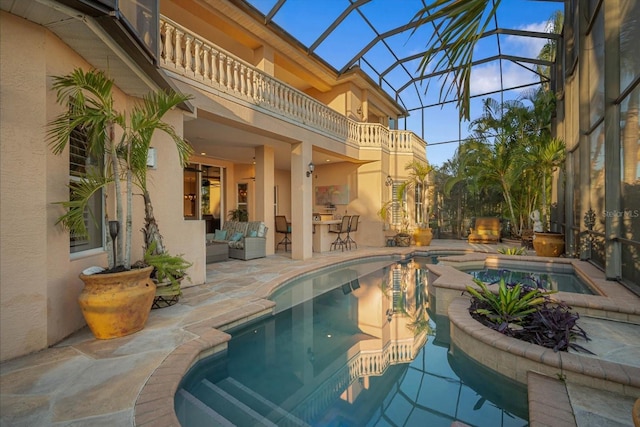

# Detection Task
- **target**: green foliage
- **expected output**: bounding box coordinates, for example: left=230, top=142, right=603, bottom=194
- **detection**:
left=47, top=68, right=193, bottom=268
left=497, top=246, right=527, bottom=255
left=144, top=241, right=192, bottom=288
left=228, top=208, right=248, bottom=222
left=465, top=277, right=552, bottom=327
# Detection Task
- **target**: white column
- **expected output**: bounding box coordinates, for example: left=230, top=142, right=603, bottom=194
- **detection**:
left=255, top=146, right=275, bottom=255
left=291, top=142, right=313, bottom=260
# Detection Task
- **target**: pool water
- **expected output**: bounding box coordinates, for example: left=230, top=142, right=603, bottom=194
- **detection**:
left=176, top=258, right=529, bottom=426
left=464, top=268, right=595, bottom=294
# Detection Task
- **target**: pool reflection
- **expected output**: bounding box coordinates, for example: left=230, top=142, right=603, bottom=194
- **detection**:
left=176, top=258, right=527, bottom=427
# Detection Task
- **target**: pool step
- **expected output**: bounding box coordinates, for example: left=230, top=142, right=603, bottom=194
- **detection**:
left=175, top=389, right=235, bottom=426
left=188, top=377, right=310, bottom=427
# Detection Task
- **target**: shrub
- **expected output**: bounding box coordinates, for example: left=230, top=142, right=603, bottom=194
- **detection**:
left=466, top=275, right=592, bottom=353
left=497, top=246, right=527, bottom=255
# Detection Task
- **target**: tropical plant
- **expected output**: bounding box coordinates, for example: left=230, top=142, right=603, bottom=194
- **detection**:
left=536, top=10, right=564, bottom=89
left=228, top=208, right=248, bottom=222
left=525, top=137, right=566, bottom=231
left=466, top=277, right=550, bottom=331
left=497, top=246, right=527, bottom=255
left=466, top=275, right=592, bottom=353
left=410, top=0, right=500, bottom=121
left=143, top=242, right=192, bottom=287
left=48, top=68, right=192, bottom=270
left=397, top=160, right=435, bottom=228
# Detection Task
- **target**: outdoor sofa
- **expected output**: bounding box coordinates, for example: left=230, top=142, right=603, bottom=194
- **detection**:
left=468, top=217, right=501, bottom=244
left=206, top=221, right=268, bottom=261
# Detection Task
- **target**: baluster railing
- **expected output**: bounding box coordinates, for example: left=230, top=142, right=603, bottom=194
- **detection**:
left=160, top=17, right=425, bottom=152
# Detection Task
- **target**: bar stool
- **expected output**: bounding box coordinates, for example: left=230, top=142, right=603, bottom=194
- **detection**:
left=275, top=215, right=291, bottom=251
left=344, top=215, right=359, bottom=250
left=330, top=216, right=351, bottom=251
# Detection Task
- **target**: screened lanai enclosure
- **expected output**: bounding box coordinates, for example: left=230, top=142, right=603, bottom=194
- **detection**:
left=232, top=0, right=639, bottom=292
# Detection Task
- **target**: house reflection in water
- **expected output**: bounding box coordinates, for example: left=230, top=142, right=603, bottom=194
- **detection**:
left=178, top=259, right=434, bottom=425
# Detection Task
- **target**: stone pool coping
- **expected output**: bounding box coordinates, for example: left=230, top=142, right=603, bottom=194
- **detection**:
left=429, top=253, right=640, bottom=323
left=448, top=297, right=640, bottom=396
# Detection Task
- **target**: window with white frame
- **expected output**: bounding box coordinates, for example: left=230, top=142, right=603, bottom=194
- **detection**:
left=391, top=181, right=405, bottom=225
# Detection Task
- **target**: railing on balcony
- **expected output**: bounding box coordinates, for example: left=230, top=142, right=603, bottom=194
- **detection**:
left=159, top=17, right=426, bottom=157
left=292, top=334, right=427, bottom=423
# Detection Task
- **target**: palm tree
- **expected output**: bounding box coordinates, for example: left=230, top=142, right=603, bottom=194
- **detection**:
left=48, top=68, right=192, bottom=269
left=536, top=10, right=564, bottom=89
left=463, top=98, right=530, bottom=228
left=397, top=160, right=435, bottom=228
left=525, top=137, right=566, bottom=231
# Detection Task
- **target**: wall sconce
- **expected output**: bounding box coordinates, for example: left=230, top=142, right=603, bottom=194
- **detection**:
left=385, top=175, right=393, bottom=186
left=357, top=106, right=362, bottom=116
left=306, top=162, right=315, bottom=177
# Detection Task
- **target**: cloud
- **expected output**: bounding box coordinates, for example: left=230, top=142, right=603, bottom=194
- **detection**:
left=469, top=61, right=540, bottom=96
left=505, top=21, right=552, bottom=59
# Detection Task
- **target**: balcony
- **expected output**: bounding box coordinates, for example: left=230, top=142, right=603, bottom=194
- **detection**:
left=159, top=17, right=426, bottom=159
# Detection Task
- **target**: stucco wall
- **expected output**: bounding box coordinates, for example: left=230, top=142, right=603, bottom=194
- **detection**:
left=1, top=12, right=51, bottom=362
left=0, top=12, right=204, bottom=362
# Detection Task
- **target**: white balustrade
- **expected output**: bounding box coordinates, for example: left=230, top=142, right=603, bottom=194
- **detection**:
left=160, top=17, right=425, bottom=156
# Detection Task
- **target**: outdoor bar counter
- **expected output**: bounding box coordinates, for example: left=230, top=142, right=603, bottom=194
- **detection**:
left=312, top=219, right=341, bottom=252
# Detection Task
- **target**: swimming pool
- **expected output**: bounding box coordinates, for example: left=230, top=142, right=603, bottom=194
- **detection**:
left=463, top=267, right=595, bottom=294
left=175, top=257, right=528, bottom=426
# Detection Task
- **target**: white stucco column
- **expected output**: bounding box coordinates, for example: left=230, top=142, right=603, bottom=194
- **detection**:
left=291, top=142, right=313, bottom=260
left=255, top=146, right=275, bottom=255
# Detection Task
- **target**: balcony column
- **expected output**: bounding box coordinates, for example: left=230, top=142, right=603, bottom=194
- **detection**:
left=255, top=146, right=275, bottom=255
left=291, top=142, right=313, bottom=260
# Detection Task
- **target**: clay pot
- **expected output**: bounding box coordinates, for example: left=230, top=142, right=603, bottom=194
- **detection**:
left=533, top=232, right=565, bottom=257
left=413, top=227, right=433, bottom=246
left=78, top=266, right=155, bottom=339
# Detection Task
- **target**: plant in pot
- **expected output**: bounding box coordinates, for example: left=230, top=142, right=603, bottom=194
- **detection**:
left=141, top=242, right=192, bottom=309
left=527, top=137, right=566, bottom=257
left=397, top=160, right=434, bottom=246
left=48, top=68, right=192, bottom=339
left=378, top=200, right=411, bottom=246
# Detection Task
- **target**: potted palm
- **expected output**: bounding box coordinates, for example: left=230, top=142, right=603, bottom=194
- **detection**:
left=529, top=137, right=566, bottom=257
left=48, top=68, right=192, bottom=338
left=397, top=160, right=434, bottom=246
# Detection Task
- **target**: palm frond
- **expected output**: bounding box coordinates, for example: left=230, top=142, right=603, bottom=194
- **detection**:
left=411, top=0, right=500, bottom=120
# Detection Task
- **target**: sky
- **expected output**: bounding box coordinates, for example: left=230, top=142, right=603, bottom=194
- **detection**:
left=244, top=0, right=564, bottom=167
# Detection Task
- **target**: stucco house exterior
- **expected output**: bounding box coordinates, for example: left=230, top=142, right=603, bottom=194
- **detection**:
left=0, top=0, right=428, bottom=362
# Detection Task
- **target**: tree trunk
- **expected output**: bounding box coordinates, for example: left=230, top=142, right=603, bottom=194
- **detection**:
left=143, top=190, right=166, bottom=255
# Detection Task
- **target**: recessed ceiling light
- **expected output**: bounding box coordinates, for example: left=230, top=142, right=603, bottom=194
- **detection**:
left=200, top=152, right=206, bottom=155
left=325, top=159, right=331, bottom=162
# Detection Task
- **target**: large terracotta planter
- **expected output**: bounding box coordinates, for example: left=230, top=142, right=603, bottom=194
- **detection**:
left=413, top=227, right=433, bottom=246
left=532, top=232, right=565, bottom=257
left=78, top=266, right=156, bottom=339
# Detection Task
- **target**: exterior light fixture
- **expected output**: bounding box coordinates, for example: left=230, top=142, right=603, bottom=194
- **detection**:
left=385, top=175, right=393, bottom=186
left=306, top=162, right=315, bottom=177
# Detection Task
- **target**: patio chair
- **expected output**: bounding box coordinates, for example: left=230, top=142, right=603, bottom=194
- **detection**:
left=275, top=215, right=291, bottom=251
left=330, top=215, right=351, bottom=251
left=344, top=215, right=359, bottom=250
